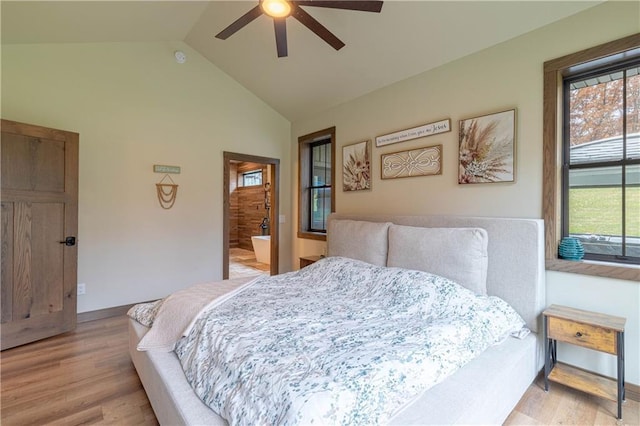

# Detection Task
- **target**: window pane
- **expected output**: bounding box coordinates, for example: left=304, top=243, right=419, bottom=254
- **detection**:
left=626, top=164, right=640, bottom=258
left=310, top=187, right=331, bottom=231
left=569, top=75, right=624, bottom=165
left=243, top=170, right=262, bottom=186
left=568, top=167, right=622, bottom=256
left=324, top=143, right=332, bottom=185
left=311, top=142, right=331, bottom=186
left=627, top=72, right=640, bottom=160
left=312, top=144, right=323, bottom=186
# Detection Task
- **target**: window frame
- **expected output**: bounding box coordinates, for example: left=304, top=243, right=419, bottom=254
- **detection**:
left=298, top=127, right=336, bottom=241
left=543, top=33, right=640, bottom=281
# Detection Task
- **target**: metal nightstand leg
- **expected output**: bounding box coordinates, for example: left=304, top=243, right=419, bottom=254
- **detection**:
left=544, top=315, right=554, bottom=392
left=617, top=330, right=625, bottom=420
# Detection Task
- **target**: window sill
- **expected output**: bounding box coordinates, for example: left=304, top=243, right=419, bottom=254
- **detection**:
left=297, top=231, right=326, bottom=242
left=546, top=257, right=640, bottom=282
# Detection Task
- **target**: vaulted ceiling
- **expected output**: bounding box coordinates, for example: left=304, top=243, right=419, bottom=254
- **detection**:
left=2, top=1, right=602, bottom=122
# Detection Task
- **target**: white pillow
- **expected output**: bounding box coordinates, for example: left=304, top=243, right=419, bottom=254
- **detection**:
left=387, top=224, right=489, bottom=294
left=327, top=219, right=391, bottom=266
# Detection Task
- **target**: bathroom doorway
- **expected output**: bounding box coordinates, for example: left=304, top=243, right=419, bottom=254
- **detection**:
left=223, top=152, right=279, bottom=279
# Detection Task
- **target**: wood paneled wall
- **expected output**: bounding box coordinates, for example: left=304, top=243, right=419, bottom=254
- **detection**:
left=230, top=163, right=270, bottom=251
left=229, top=164, right=239, bottom=248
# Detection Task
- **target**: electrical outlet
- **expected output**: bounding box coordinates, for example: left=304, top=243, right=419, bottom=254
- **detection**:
left=77, top=283, right=86, bottom=295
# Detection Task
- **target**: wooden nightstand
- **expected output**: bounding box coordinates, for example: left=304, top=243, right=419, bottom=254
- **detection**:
left=543, top=304, right=626, bottom=420
left=299, top=255, right=322, bottom=269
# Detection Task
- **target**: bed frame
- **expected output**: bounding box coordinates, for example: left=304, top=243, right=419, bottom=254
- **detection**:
left=129, top=214, right=545, bottom=424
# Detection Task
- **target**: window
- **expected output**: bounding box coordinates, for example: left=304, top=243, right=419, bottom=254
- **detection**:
left=242, top=170, right=262, bottom=187
left=543, top=34, right=640, bottom=281
left=563, top=62, right=640, bottom=264
left=308, top=140, right=332, bottom=232
left=298, top=127, right=336, bottom=240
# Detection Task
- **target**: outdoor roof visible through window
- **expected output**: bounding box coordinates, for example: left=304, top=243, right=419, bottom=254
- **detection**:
left=570, top=134, right=640, bottom=164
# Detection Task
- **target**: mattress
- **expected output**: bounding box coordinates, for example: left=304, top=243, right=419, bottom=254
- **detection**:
left=129, top=318, right=541, bottom=425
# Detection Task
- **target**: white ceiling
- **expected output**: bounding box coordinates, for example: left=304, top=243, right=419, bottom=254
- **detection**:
left=2, top=1, right=603, bottom=122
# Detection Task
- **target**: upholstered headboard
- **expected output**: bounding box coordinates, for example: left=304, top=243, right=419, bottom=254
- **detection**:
left=327, top=214, right=546, bottom=333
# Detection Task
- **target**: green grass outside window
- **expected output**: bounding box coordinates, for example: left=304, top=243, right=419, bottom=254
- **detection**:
left=569, top=187, right=640, bottom=236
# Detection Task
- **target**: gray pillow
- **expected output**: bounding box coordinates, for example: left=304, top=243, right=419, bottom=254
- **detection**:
left=327, top=219, right=391, bottom=266
left=387, top=224, right=489, bottom=294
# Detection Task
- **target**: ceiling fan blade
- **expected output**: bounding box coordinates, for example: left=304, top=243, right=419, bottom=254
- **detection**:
left=294, top=1, right=383, bottom=13
left=215, top=5, right=263, bottom=40
left=274, top=18, right=288, bottom=58
left=291, top=5, right=345, bottom=51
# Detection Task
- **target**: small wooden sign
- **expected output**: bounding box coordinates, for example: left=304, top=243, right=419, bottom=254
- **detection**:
left=153, top=165, right=181, bottom=174
left=376, top=119, right=451, bottom=147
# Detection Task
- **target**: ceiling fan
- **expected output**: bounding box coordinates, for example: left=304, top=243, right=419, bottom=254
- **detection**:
left=215, top=0, right=384, bottom=58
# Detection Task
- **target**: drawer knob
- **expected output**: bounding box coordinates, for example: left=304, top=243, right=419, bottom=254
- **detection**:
left=575, top=332, right=583, bottom=337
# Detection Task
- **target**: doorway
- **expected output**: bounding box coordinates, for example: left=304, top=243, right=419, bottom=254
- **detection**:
left=223, top=152, right=279, bottom=279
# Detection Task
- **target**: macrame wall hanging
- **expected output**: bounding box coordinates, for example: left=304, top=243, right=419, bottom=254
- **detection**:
left=156, top=174, right=179, bottom=209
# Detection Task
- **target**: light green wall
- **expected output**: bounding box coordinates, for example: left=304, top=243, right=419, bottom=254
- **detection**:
left=291, top=1, right=640, bottom=385
left=2, top=41, right=292, bottom=312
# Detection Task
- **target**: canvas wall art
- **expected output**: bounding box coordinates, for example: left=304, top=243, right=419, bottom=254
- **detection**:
left=343, top=140, right=371, bottom=191
left=458, top=109, right=515, bottom=184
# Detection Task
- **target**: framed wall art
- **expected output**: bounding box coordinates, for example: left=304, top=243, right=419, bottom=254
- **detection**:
left=342, top=140, right=371, bottom=191
left=381, top=144, right=442, bottom=180
left=458, top=109, right=515, bottom=184
left=376, top=118, right=451, bottom=147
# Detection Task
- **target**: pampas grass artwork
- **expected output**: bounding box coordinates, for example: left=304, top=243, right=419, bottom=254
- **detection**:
left=459, top=109, right=515, bottom=184
left=343, top=140, right=371, bottom=191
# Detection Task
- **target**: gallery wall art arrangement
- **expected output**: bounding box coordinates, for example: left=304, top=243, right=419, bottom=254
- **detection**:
left=342, top=108, right=516, bottom=190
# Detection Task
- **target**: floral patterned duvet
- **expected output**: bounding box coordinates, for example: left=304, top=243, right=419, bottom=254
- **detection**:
left=172, top=256, right=528, bottom=425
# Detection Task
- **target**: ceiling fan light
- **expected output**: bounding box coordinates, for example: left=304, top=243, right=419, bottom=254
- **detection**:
left=261, top=0, right=291, bottom=18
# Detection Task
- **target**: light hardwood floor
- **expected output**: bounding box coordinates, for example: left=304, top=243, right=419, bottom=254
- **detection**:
left=1, top=316, right=157, bottom=425
left=505, top=375, right=638, bottom=425
left=1, top=315, right=638, bottom=425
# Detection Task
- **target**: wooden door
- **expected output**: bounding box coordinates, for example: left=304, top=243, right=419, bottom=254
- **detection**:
left=1, top=119, right=79, bottom=350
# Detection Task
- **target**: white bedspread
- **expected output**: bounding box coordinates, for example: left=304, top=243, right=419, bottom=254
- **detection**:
left=172, top=257, right=529, bottom=425
left=132, top=276, right=258, bottom=352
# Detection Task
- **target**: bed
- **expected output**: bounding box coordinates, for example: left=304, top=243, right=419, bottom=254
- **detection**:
left=129, top=214, right=546, bottom=425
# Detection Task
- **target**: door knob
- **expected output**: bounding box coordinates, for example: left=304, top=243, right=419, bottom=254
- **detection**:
left=59, top=236, right=76, bottom=246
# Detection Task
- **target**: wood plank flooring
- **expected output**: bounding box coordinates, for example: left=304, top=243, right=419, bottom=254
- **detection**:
left=505, top=375, right=638, bottom=425
left=1, top=315, right=638, bottom=425
left=1, top=316, right=157, bottom=425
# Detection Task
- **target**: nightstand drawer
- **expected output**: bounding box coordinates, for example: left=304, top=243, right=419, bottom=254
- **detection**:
left=548, top=316, right=617, bottom=354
